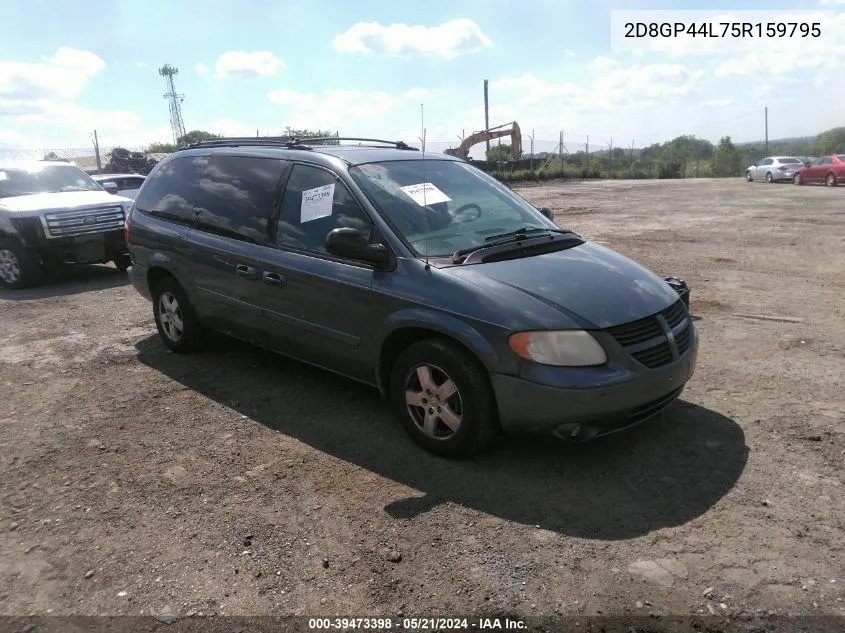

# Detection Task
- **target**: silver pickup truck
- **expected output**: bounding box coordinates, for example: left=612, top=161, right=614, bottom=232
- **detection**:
left=0, top=160, right=134, bottom=289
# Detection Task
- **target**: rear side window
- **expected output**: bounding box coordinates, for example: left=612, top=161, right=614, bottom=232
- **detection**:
left=134, top=156, right=209, bottom=224
left=193, top=156, right=285, bottom=243
left=274, top=164, right=372, bottom=255
left=759, top=158, right=772, bottom=166
left=121, top=177, right=145, bottom=190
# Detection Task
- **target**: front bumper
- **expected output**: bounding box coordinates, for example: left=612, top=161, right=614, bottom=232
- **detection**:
left=491, top=332, right=698, bottom=441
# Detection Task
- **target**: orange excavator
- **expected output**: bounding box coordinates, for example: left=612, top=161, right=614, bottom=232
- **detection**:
left=444, top=121, right=522, bottom=161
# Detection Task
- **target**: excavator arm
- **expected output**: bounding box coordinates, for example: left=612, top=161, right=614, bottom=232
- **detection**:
left=445, top=122, right=522, bottom=160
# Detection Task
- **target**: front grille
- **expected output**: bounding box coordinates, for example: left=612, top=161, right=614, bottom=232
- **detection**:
left=606, top=299, right=693, bottom=369
left=43, top=206, right=125, bottom=238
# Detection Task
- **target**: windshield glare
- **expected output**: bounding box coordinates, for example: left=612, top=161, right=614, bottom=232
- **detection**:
left=350, top=159, right=557, bottom=258
left=0, top=164, right=102, bottom=198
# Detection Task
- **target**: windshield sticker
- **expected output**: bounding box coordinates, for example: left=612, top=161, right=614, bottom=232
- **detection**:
left=400, top=182, right=452, bottom=206
left=300, top=183, right=335, bottom=223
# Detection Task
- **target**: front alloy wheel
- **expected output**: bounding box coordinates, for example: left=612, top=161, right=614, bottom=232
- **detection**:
left=405, top=364, right=464, bottom=441
left=0, top=242, right=44, bottom=289
left=793, top=173, right=802, bottom=185
left=390, top=338, right=498, bottom=458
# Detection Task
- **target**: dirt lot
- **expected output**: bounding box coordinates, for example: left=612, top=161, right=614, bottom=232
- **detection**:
left=1, top=178, right=844, bottom=629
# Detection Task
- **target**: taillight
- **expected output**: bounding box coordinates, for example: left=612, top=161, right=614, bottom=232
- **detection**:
left=778, top=166, right=788, bottom=171
left=124, top=214, right=132, bottom=249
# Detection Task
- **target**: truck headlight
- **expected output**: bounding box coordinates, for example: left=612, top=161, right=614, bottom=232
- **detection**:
left=508, top=330, right=607, bottom=366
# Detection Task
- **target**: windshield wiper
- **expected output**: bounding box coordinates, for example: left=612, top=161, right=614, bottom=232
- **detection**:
left=483, top=226, right=574, bottom=242
left=452, top=227, right=582, bottom=263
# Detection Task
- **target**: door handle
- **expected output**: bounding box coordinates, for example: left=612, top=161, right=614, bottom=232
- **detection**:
left=263, top=272, right=285, bottom=287
left=236, top=264, right=259, bottom=280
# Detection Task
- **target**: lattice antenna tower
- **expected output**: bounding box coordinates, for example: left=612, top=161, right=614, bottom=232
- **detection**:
left=158, top=64, right=187, bottom=145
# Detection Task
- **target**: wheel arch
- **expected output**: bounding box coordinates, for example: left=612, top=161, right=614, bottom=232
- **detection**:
left=375, top=311, right=500, bottom=399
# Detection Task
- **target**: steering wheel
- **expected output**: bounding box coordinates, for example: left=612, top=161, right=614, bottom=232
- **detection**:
left=453, top=203, right=482, bottom=223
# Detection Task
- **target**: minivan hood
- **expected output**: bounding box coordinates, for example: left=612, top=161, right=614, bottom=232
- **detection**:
left=0, top=190, right=132, bottom=212
left=444, top=241, right=680, bottom=329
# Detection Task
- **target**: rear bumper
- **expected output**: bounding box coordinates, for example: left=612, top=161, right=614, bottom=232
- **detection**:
left=127, top=262, right=151, bottom=300
left=771, top=171, right=794, bottom=181
left=491, top=334, right=698, bottom=440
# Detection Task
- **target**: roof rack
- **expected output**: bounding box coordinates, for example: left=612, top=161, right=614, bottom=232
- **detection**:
left=179, top=136, right=418, bottom=151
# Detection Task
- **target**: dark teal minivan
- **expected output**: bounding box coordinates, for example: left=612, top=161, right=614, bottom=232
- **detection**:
left=125, top=137, right=697, bottom=458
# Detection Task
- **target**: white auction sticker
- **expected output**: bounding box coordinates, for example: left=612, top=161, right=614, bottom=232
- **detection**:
left=300, top=183, right=335, bottom=223
left=400, top=182, right=452, bottom=207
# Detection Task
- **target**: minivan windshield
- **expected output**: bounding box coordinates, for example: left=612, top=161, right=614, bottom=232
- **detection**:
left=0, top=164, right=103, bottom=198
left=349, top=159, right=558, bottom=258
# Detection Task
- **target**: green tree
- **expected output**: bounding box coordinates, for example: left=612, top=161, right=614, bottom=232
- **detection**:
left=281, top=127, right=339, bottom=143
left=813, top=127, right=845, bottom=154
left=178, top=130, right=222, bottom=146
left=713, top=136, right=741, bottom=177
left=146, top=142, right=178, bottom=153
left=486, top=144, right=514, bottom=161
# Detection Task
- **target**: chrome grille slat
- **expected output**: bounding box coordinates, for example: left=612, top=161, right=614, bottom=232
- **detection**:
left=43, top=206, right=125, bottom=238
left=606, top=299, right=692, bottom=369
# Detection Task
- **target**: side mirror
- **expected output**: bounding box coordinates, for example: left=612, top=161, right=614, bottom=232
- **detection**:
left=101, top=181, right=118, bottom=194
left=538, top=207, right=554, bottom=220
left=326, top=228, right=390, bottom=267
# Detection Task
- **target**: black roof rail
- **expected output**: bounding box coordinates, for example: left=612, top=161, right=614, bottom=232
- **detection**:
left=178, top=136, right=418, bottom=151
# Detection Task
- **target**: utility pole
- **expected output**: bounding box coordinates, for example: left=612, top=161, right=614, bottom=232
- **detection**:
left=608, top=139, right=613, bottom=178
left=483, top=79, right=490, bottom=153
left=764, top=106, right=769, bottom=155
left=559, top=131, right=563, bottom=163
left=629, top=140, right=635, bottom=168
left=585, top=135, right=589, bottom=172
left=528, top=129, right=535, bottom=171
left=92, top=129, right=101, bottom=171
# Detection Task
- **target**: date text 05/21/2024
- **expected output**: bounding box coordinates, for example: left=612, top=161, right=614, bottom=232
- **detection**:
left=308, top=617, right=527, bottom=630
left=624, top=21, right=821, bottom=38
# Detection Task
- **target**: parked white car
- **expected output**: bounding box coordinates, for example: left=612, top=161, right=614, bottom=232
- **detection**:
left=91, top=173, right=146, bottom=199
left=745, top=156, right=804, bottom=183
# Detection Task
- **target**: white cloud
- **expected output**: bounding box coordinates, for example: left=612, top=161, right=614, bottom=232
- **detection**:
left=0, top=47, right=105, bottom=104
left=699, top=99, right=732, bottom=108
left=819, top=0, right=845, bottom=5
left=267, top=87, right=427, bottom=130
left=564, top=49, right=576, bottom=58
left=196, top=63, right=209, bottom=75
left=214, top=51, right=284, bottom=79
left=333, top=19, right=492, bottom=59
left=587, top=56, right=620, bottom=72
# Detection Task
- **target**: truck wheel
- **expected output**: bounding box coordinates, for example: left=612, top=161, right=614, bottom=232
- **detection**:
left=0, top=240, right=44, bottom=290
left=113, top=254, right=132, bottom=273
left=151, top=277, right=203, bottom=353
left=389, top=338, right=499, bottom=459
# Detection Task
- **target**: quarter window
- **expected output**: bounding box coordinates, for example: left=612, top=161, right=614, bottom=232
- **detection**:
left=274, top=164, right=372, bottom=255
left=134, top=156, right=209, bottom=224
left=192, top=156, right=285, bottom=243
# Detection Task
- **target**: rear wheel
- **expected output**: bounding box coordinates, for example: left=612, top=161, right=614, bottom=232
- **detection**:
left=793, top=173, right=803, bottom=185
left=151, top=277, right=204, bottom=353
left=826, top=172, right=837, bottom=187
left=389, top=338, right=498, bottom=459
left=765, top=172, right=773, bottom=183
left=0, top=240, right=44, bottom=290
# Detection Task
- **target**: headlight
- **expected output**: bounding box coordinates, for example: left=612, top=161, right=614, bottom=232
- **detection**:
left=508, top=330, right=607, bottom=366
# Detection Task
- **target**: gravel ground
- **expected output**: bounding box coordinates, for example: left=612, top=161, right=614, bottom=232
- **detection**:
left=1, top=177, right=843, bottom=631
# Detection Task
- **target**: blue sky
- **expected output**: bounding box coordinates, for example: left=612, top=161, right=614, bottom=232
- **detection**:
left=1, top=0, right=843, bottom=155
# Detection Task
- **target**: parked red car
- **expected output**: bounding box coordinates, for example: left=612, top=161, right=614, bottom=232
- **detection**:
left=793, top=154, right=845, bottom=187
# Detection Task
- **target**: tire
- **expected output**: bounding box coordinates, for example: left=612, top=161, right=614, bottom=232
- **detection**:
left=151, top=276, right=204, bottom=353
left=793, top=173, right=803, bottom=185
left=389, top=338, right=499, bottom=459
left=826, top=173, right=837, bottom=187
left=113, top=254, right=131, bottom=273
left=0, top=240, right=44, bottom=290
left=746, top=171, right=753, bottom=182
left=765, top=172, right=773, bottom=183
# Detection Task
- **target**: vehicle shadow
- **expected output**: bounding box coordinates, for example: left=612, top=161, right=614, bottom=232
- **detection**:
left=135, top=335, right=748, bottom=541
left=0, top=264, right=128, bottom=301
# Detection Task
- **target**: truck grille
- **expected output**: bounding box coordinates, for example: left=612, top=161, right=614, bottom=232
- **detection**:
left=42, top=206, right=126, bottom=238
left=606, top=299, right=693, bottom=369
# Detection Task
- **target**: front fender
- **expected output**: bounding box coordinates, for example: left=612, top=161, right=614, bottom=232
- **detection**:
left=378, top=307, right=502, bottom=372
